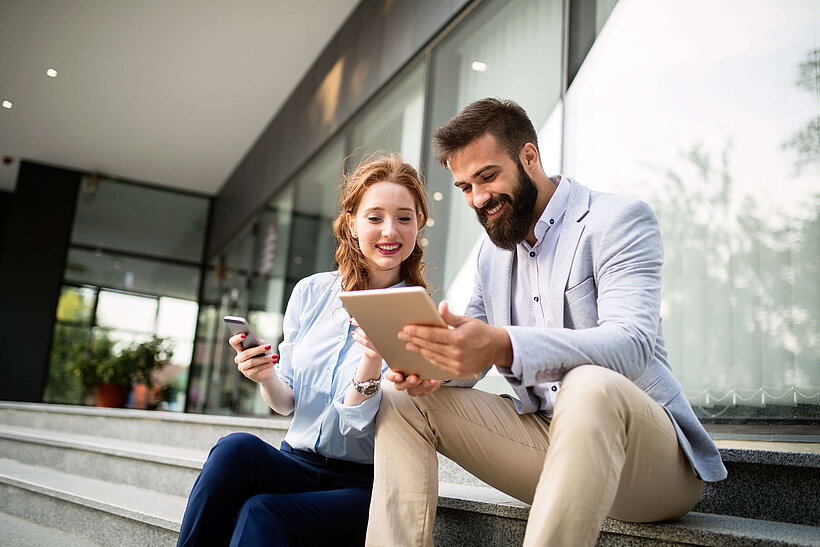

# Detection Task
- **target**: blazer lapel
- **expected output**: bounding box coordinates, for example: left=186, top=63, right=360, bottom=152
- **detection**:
left=550, top=179, right=591, bottom=326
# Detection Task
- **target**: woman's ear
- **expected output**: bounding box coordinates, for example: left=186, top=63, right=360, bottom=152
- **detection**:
left=346, top=212, right=357, bottom=238
left=418, top=211, right=424, bottom=230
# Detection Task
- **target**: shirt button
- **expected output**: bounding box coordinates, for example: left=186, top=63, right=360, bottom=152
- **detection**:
left=533, top=296, right=540, bottom=302
left=529, top=251, right=536, bottom=257
left=551, top=385, right=558, bottom=392
left=549, top=219, right=555, bottom=225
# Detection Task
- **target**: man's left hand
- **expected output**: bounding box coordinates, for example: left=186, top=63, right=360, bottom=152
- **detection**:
left=398, top=301, right=513, bottom=378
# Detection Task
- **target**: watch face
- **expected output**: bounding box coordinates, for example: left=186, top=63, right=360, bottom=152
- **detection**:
left=354, top=378, right=380, bottom=395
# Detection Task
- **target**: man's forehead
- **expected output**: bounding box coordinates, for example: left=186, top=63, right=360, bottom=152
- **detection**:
left=448, top=134, right=507, bottom=177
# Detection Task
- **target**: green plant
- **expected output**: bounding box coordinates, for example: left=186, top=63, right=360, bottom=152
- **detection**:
left=70, top=332, right=117, bottom=391
left=71, top=336, right=173, bottom=390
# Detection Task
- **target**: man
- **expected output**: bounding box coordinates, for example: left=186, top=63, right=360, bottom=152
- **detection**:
left=365, top=98, right=727, bottom=546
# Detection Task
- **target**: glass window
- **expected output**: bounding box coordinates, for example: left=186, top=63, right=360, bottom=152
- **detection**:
left=424, top=0, right=565, bottom=307
left=562, top=0, right=820, bottom=420
left=64, top=248, right=201, bottom=301
left=350, top=62, right=426, bottom=168
left=72, top=178, right=208, bottom=262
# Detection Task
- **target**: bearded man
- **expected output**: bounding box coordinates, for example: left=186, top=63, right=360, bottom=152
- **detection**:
left=364, top=98, right=727, bottom=546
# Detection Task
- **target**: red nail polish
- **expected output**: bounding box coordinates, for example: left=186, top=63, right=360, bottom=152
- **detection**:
left=265, top=344, right=271, bottom=350
left=240, top=333, right=246, bottom=339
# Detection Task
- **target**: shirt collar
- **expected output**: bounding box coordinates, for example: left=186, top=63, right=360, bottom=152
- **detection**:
left=531, top=176, right=570, bottom=245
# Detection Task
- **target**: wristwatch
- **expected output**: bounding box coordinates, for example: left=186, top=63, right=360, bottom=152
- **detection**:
left=352, top=376, right=381, bottom=396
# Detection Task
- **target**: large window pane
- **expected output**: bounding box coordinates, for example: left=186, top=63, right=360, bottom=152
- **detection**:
left=64, top=248, right=201, bottom=301
left=350, top=62, right=426, bottom=168
left=424, top=0, right=565, bottom=304
left=72, top=177, right=208, bottom=262
left=563, top=0, right=820, bottom=419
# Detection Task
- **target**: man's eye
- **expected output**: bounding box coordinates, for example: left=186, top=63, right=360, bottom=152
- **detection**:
left=459, top=185, right=471, bottom=193
left=483, top=173, right=496, bottom=181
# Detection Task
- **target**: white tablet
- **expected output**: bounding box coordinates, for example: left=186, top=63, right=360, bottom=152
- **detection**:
left=339, top=286, right=456, bottom=380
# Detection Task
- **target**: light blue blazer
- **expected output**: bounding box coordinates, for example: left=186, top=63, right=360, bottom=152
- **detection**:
left=461, top=178, right=727, bottom=482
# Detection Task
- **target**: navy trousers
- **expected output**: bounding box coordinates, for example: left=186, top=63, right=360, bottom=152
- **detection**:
left=177, top=433, right=373, bottom=546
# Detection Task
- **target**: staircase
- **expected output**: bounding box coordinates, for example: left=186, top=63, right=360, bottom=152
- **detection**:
left=1, top=401, right=818, bottom=546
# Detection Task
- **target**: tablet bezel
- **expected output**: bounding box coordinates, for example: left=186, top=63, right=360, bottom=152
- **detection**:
left=339, top=286, right=456, bottom=380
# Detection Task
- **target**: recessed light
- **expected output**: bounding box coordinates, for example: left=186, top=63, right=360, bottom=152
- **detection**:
left=433, top=192, right=444, bottom=201
left=46, top=68, right=58, bottom=78
left=1, top=100, right=11, bottom=109
left=471, top=61, right=487, bottom=72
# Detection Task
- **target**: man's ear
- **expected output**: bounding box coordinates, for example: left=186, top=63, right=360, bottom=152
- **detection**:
left=519, top=142, right=540, bottom=173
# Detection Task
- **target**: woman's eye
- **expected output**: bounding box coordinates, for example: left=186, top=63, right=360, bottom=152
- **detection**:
left=367, top=216, right=381, bottom=222
left=399, top=216, right=412, bottom=222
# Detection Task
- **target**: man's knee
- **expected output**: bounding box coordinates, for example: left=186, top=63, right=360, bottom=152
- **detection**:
left=555, top=365, right=633, bottom=419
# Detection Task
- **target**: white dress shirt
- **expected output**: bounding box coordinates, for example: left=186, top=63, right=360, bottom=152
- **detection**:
left=510, top=176, right=570, bottom=413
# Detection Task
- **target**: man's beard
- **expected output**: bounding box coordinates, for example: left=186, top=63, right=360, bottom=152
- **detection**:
left=476, top=162, right=538, bottom=251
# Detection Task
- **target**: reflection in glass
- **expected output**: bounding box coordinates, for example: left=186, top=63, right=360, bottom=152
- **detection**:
left=72, top=177, right=208, bottom=262
left=64, top=248, right=201, bottom=301
left=350, top=62, right=425, bottom=168
left=563, top=0, right=819, bottom=418
left=425, top=0, right=564, bottom=300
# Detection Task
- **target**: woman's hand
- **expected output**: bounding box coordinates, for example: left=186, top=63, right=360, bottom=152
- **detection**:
left=350, top=318, right=382, bottom=364
left=229, top=334, right=279, bottom=383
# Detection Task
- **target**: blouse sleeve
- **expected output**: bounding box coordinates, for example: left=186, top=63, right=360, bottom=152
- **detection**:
left=274, top=281, right=306, bottom=388
left=332, top=359, right=390, bottom=437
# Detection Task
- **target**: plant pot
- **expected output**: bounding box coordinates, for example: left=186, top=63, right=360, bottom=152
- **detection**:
left=95, top=383, right=130, bottom=408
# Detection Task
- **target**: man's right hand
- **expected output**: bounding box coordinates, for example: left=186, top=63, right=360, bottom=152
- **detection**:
left=385, top=369, right=442, bottom=397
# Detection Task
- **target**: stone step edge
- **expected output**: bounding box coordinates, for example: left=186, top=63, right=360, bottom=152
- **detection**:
left=0, top=401, right=291, bottom=430
left=0, top=425, right=206, bottom=469
left=0, top=458, right=185, bottom=532
left=437, top=482, right=820, bottom=546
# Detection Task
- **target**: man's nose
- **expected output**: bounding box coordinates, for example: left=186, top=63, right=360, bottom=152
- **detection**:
left=472, top=186, right=492, bottom=209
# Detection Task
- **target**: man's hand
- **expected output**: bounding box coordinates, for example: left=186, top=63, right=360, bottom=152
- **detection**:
left=398, top=301, right=513, bottom=378
left=384, top=369, right=442, bottom=396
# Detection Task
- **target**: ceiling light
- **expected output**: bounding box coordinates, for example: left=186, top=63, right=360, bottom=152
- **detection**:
left=46, top=68, right=58, bottom=78
left=1, top=100, right=11, bottom=109
left=471, top=61, right=487, bottom=72
left=433, top=192, right=444, bottom=201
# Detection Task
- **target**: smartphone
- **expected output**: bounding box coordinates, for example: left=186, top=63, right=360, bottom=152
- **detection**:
left=223, top=315, right=268, bottom=357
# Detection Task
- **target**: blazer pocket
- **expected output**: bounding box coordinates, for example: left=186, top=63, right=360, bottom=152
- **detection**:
left=565, top=276, right=595, bottom=305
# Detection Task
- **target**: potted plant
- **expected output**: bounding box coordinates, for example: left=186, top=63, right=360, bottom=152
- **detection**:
left=71, top=335, right=173, bottom=408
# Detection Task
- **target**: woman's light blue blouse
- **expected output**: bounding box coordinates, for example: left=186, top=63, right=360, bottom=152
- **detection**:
left=274, top=271, right=391, bottom=464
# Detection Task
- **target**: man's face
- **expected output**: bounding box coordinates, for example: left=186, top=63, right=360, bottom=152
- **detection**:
left=449, top=134, right=538, bottom=251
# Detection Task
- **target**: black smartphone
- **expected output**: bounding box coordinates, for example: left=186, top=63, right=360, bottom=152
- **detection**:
left=223, top=315, right=267, bottom=357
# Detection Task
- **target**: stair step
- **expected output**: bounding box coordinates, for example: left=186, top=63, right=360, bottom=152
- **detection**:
left=0, top=424, right=205, bottom=497
left=0, top=458, right=185, bottom=547
left=0, top=401, right=290, bottom=450
left=435, top=482, right=820, bottom=546
left=0, top=511, right=100, bottom=547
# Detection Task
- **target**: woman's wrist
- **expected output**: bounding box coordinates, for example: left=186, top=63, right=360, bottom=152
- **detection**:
left=354, top=354, right=383, bottom=382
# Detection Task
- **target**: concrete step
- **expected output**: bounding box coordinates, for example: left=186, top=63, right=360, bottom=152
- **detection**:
left=0, top=511, right=100, bottom=547
left=0, top=401, right=290, bottom=450
left=697, top=447, right=820, bottom=527
left=0, top=424, right=205, bottom=497
left=0, top=458, right=184, bottom=547
left=435, top=482, right=820, bottom=546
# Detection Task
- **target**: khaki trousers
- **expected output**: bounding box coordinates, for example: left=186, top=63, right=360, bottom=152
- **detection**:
left=365, top=365, right=704, bottom=546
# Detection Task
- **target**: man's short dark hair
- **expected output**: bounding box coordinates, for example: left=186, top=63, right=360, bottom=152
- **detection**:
left=432, top=98, right=539, bottom=167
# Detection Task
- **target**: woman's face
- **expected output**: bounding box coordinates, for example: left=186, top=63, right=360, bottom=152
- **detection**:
left=347, top=181, right=422, bottom=289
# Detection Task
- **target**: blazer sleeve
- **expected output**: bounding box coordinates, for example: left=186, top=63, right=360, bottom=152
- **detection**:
left=504, top=198, right=664, bottom=386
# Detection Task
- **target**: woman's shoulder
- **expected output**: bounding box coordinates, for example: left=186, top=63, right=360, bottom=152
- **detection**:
left=293, top=271, right=342, bottom=298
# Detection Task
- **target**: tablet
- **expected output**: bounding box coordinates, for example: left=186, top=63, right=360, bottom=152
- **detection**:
left=339, top=286, right=456, bottom=380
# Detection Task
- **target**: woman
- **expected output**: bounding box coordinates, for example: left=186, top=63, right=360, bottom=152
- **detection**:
left=177, top=153, right=430, bottom=546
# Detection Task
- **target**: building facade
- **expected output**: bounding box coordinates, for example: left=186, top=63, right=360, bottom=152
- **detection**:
left=1, top=0, right=817, bottom=432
